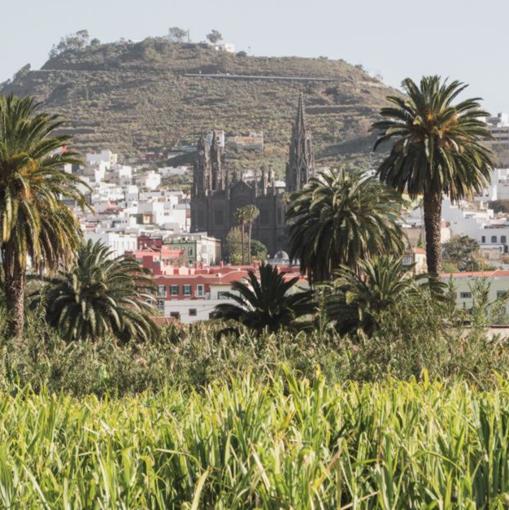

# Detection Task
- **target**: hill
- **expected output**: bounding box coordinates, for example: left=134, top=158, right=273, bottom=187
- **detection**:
left=1, top=37, right=397, bottom=169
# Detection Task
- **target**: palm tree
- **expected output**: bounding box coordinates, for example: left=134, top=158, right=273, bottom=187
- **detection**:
left=325, top=255, right=444, bottom=336
left=234, top=207, right=248, bottom=264
left=243, top=205, right=260, bottom=264
left=286, top=168, right=404, bottom=283
left=0, top=95, right=88, bottom=338
left=30, top=240, right=158, bottom=342
left=211, top=263, right=314, bottom=333
left=373, top=76, right=494, bottom=275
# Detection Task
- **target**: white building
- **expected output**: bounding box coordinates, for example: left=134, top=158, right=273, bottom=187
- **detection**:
left=441, top=198, right=509, bottom=257
left=443, top=270, right=509, bottom=314
left=84, top=231, right=138, bottom=258
left=117, top=165, right=133, bottom=185
left=140, top=170, right=161, bottom=191
left=159, top=166, right=189, bottom=178
left=165, top=233, right=221, bottom=265
left=210, top=41, right=236, bottom=53
left=86, top=150, right=118, bottom=169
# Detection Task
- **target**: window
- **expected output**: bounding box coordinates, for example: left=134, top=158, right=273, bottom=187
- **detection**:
left=170, top=312, right=181, bottom=320
left=183, top=284, right=192, bottom=296
left=482, top=236, right=486, bottom=243
left=497, top=290, right=507, bottom=299
left=502, top=236, right=507, bottom=244
left=157, top=285, right=166, bottom=297
left=460, top=292, right=472, bottom=299
left=189, top=308, right=197, bottom=317
left=217, top=291, right=230, bottom=299
left=492, top=236, right=497, bottom=243
left=170, top=285, right=179, bottom=296
left=157, top=300, right=165, bottom=311
left=197, top=284, right=205, bottom=297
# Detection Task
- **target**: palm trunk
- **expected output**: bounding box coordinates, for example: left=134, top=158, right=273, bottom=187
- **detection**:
left=240, top=222, right=245, bottom=264
left=248, top=222, right=253, bottom=264
left=423, top=191, right=442, bottom=276
left=2, top=246, right=25, bottom=339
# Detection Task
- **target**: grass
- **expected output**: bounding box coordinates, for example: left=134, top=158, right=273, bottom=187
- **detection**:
left=2, top=370, right=509, bottom=508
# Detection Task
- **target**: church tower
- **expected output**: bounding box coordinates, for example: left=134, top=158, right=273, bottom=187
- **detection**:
left=192, top=135, right=210, bottom=197
left=285, top=94, right=315, bottom=193
left=210, top=130, right=224, bottom=191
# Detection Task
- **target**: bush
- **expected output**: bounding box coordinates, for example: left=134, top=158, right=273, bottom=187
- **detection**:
left=0, top=300, right=508, bottom=396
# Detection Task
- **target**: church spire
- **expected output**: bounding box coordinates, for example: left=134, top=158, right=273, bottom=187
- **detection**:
left=285, top=94, right=315, bottom=193
left=210, top=130, right=224, bottom=191
left=193, top=134, right=211, bottom=197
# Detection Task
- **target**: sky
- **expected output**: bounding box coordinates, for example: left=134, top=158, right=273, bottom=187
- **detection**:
left=1, top=0, right=507, bottom=112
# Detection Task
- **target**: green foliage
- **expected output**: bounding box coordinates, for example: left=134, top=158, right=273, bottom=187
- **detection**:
left=206, top=29, right=223, bottom=44
left=287, top=168, right=405, bottom=281
left=3, top=371, right=509, bottom=506
left=211, top=263, right=315, bottom=333
left=30, top=240, right=158, bottom=342
left=0, top=305, right=507, bottom=396
left=464, top=278, right=509, bottom=327
left=250, top=239, right=268, bottom=261
left=0, top=94, right=88, bottom=337
left=443, top=235, right=481, bottom=271
left=374, top=76, right=494, bottom=200
left=373, top=76, right=495, bottom=274
left=324, top=255, right=445, bottom=336
left=225, top=227, right=243, bottom=264
left=225, top=228, right=268, bottom=264
left=489, top=200, right=509, bottom=214
left=168, top=26, right=188, bottom=42
left=49, top=30, right=92, bottom=58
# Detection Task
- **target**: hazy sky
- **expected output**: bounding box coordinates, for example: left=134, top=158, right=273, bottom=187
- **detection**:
left=1, top=0, right=507, bottom=112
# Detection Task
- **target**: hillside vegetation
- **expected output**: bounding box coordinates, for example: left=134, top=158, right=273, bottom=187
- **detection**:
left=1, top=37, right=396, bottom=165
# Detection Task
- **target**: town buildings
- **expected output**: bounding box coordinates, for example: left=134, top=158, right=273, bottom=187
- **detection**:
left=150, top=264, right=305, bottom=324
left=442, top=269, right=509, bottom=315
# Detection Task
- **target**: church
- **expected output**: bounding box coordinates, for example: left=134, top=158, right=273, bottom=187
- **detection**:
left=190, top=95, right=315, bottom=255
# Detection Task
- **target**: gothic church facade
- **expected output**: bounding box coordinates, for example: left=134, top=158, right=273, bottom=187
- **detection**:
left=190, top=96, right=314, bottom=255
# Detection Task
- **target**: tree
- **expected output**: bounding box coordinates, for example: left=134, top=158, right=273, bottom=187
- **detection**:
left=234, top=206, right=255, bottom=264
left=225, top=227, right=243, bottom=264
left=0, top=95, right=87, bottom=338
left=49, top=30, right=92, bottom=58
left=30, top=240, right=157, bottom=342
left=206, top=30, right=223, bottom=44
left=373, top=76, right=494, bottom=275
left=286, top=168, right=405, bottom=283
left=325, top=255, right=444, bottom=336
left=168, top=27, right=187, bottom=42
left=442, top=235, right=481, bottom=272
left=251, top=239, right=268, bottom=262
left=243, top=205, right=259, bottom=264
left=225, top=227, right=267, bottom=264
left=211, top=263, right=314, bottom=333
